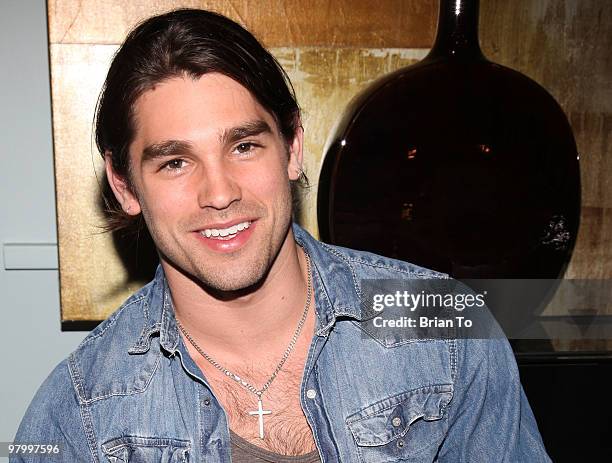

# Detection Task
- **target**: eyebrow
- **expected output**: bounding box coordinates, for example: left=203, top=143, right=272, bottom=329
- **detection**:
left=141, top=140, right=194, bottom=163
left=219, top=120, right=273, bottom=146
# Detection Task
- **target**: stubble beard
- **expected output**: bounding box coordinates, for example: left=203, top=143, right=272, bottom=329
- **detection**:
left=139, top=197, right=293, bottom=295
left=190, top=240, right=274, bottom=292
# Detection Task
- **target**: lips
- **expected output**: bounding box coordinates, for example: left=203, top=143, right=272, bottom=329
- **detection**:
left=194, top=219, right=257, bottom=252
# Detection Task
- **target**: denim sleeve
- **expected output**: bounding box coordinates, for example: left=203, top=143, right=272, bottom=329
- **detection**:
left=11, top=359, right=93, bottom=463
left=437, top=337, right=552, bottom=462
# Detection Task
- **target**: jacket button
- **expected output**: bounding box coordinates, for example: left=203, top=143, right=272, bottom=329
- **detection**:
left=203, top=398, right=211, bottom=406
left=392, top=417, right=401, bottom=427
left=397, top=439, right=405, bottom=448
left=306, top=389, right=317, bottom=399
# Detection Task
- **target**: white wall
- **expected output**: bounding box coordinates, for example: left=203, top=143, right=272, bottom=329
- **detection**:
left=0, top=0, right=87, bottom=459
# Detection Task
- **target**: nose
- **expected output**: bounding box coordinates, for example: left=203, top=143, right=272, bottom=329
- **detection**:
left=197, top=162, right=241, bottom=210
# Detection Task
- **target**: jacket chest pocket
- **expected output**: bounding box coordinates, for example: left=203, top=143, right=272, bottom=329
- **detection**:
left=101, top=436, right=190, bottom=462
left=346, top=384, right=453, bottom=463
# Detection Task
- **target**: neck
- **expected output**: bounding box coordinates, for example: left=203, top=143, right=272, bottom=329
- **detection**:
left=164, top=228, right=312, bottom=363
left=425, top=0, right=484, bottom=61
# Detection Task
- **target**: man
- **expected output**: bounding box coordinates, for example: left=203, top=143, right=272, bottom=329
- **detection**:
left=14, top=9, right=551, bottom=462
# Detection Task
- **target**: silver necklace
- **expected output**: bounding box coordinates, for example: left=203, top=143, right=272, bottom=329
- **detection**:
left=176, top=252, right=312, bottom=439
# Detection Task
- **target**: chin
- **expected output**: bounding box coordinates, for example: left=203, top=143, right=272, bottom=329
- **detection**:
left=194, top=259, right=269, bottom=294
left=206, top=274, right=255, bottom=292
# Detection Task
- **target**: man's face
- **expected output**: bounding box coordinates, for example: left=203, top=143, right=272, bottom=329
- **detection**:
left=107, top=73, right=303, bottom=292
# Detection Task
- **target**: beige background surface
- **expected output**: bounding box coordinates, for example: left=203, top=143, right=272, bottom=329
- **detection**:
left=48, top=1, right=611, bottom=338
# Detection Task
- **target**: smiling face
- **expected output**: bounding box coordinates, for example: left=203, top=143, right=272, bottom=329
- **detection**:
left=106, top=73, right=303, bottom=292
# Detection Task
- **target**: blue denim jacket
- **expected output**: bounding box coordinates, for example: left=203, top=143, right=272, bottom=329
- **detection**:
left=14, top=223, right=551, bottom=462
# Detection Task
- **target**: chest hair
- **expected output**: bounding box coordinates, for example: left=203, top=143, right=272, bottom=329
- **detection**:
left=205, top=362, right=317, bottom=456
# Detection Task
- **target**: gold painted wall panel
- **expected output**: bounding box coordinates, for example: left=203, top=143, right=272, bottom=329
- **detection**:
left=51, top=44, right=140, bottom=321
left=48, top=0, right=435, bottom=47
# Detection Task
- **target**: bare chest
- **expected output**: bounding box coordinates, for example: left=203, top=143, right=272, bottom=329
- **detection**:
left=186, top=299, right=319, bottom=456
left=198, top=359, right=317, bottom=456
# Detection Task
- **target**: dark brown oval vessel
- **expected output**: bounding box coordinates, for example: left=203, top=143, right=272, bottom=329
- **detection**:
left=317, top=0, right=580, bottom=282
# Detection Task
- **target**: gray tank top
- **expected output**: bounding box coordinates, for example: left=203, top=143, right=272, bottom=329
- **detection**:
left=230, top=430, right=321, bottom=463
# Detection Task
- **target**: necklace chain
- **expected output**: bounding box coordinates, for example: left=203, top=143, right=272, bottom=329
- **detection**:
left=176, top=252, right=312, bottom=399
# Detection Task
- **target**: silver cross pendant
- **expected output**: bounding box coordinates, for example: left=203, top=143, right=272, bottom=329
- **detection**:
left=248, top=398, right=272, bottom=439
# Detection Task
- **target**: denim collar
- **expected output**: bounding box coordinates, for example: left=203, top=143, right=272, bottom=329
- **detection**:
left=129, top=222, right=363, bottom=355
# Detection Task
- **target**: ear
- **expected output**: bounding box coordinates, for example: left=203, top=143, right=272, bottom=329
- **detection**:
left=104, top=152, right=141, bottom=215
left=287, top=124, right=304, bottom=181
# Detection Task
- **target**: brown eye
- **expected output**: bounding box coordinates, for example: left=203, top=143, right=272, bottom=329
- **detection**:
left=235, top=142, right=255, bottom=154
left=163, top=159, right=185, bottom=170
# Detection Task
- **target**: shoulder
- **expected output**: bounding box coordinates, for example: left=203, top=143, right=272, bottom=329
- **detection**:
left=14, top=357, right=104, bottom=461
left=456, top=335, right=519, bottom=378
left=19, top=281, right=154, bottom=409
left=67, top=280, right=162, bottom=403
left=21, top=358, right=75, bottom=413
left=14, top=359, right=78, bottom=442
left=320, top=241, right=447, bottom=279
left=310, top=240, right=450, bottom=314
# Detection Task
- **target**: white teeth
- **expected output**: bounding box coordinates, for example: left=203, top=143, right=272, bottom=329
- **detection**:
left=201, top=221, right=251, bottom=239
